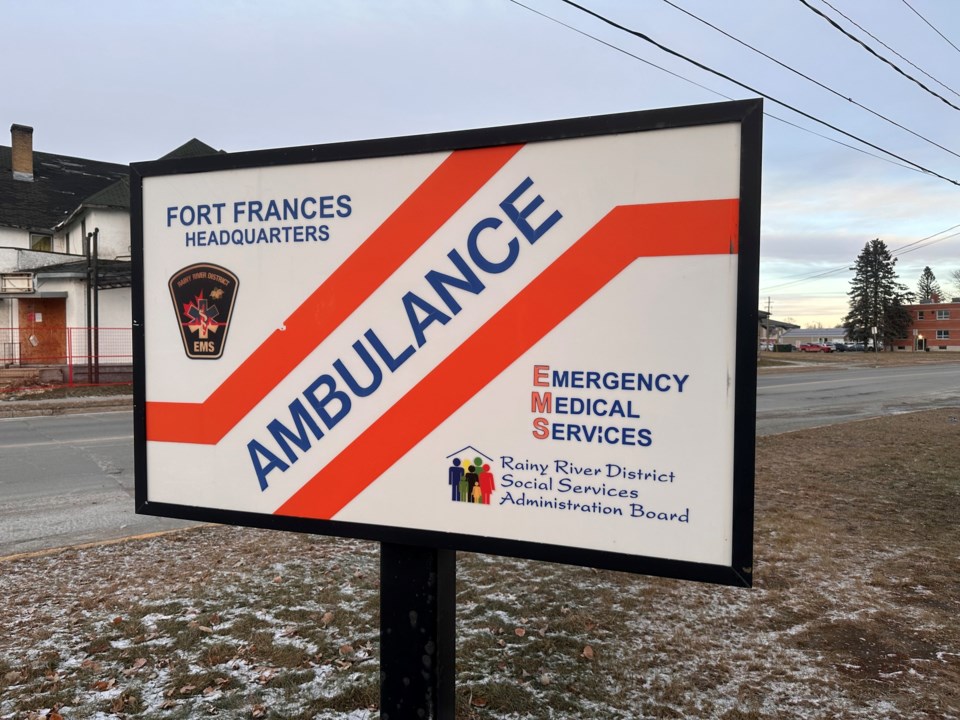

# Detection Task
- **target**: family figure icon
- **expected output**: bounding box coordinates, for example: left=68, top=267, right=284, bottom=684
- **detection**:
left=448, top=456, right=496, bottom=504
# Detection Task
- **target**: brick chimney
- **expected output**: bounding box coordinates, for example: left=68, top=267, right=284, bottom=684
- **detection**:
left=11, top=124, right=34, bottom=181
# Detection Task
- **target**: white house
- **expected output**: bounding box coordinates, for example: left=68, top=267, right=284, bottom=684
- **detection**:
left=1, top=124, right=218, bottom=380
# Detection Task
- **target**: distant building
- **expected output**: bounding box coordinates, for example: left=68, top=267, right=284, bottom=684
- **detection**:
left=894, top=299, right=960, bottom=352
left=758, top=310, right=799, bottom=348
left=779, top=327, right=848, bottom=347
left=0, top=124, right=219, bottom=373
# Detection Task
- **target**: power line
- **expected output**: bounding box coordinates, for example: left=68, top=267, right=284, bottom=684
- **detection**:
left=506, top=0, right=923, bottom=175
left=505, top=0, right=727, bottom=99
left=896, top=229, right=960, bottom=257
left=796, top=0, right=960, bottom=114
left=502, top=1, right=960, bottom=295
left=759, top=223, right=960, bottom=292
left=766, top=114, right=921, bottom=174
left=555, top=0, right=960, bottom=186
left=890, top=222, right=960, bottom=255
left=760, top=265, right=854, bottom=292
left=899, top=0, right=960, bottom=56
left=820, top=0, right=960, bottom=100
left=660, top=0, right=960, bottom=161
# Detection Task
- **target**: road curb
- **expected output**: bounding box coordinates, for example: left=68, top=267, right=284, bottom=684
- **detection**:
left=0, top=396, right=133, bottom=418
left=0, top=524, right=206, bottom=564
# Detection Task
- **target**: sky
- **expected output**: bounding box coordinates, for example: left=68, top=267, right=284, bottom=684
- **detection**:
left=3, top=0, right=959, bottom=327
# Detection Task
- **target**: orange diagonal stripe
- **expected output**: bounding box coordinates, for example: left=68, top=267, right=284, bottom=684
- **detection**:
left=274, top=198, right=740, bottom=520
left=146, top=144, right=523, bottom=444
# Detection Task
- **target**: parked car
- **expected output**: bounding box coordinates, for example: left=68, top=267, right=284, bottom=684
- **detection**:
left=847, top=342, right=865, bottom=351
left=831, top=342, right=847, bottom=352
left=798, top=342, right=833, bottom=352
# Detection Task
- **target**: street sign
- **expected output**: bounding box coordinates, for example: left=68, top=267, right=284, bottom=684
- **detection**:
left=132, top=100, right=761, bottom=586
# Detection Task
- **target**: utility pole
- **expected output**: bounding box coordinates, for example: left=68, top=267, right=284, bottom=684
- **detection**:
left=85, top=228, right=100, bottom=384
left=765, top=297, right=772, bottom=349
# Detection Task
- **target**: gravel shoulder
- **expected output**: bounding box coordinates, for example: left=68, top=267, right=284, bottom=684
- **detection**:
left=0, top=384, right=132, bottom=418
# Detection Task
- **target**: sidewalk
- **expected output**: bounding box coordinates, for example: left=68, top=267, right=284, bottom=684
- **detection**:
left=0, top=391, right=133, bottom=418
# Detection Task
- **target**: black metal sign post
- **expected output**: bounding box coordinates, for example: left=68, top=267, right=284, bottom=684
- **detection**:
left=380, top=543, right=456, bottom=720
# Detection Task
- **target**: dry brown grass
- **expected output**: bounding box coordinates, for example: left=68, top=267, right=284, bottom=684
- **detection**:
left=0, top=383, right=133, bottom=401
left=1, top=409, right=959, bottom=718
left=759, top=349, right=960, bottom=369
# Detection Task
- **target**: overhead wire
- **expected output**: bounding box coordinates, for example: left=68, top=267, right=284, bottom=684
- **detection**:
left=506, top=0, right=923, bottom=175
left=650, top=2, right=960, bottom=288
left=553, top=0, right=960, bottom=186
left=898, top=0, right=960, bottom=56
left=819, top=0, right=960, bottom=100
left=745, top=0, right=960, bottom=292
left=505, top=0, right=727, bottom=99
left=890, top=222, right=960, bottom=255
left=760, top=265, right=857, bottom=292
left=660, top=0, right=960, bottom=161
left=503, top=0, right=960, bottom=294
left=795, top=0, right=960, bottom=114
left=759, top=223, right=960, bottom=292
left=765, top=115, right=920, bottom=174
left=896, top=230, right=960, bottom=257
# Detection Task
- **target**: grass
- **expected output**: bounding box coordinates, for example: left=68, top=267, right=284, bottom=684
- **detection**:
left=1, top=409, right=959, bottom=718
left=759, top=348, right=960, bottom=367
left=0, top=382, right=133, bottom=401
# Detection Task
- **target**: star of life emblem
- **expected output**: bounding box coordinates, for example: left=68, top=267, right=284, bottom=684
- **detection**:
left=168, top=263, right=239, bottom=359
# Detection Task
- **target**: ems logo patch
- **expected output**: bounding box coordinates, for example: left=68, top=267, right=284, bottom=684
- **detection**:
left=168, top=263, right=239, bottom=360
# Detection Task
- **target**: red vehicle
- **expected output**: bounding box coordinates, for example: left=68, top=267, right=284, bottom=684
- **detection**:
left=798, top=342, right=833, bottom=352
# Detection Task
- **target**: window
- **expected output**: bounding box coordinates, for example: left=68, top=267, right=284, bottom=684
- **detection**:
left=29, top=234, right=52, bottom=251
left=937, top=310, right=950, bottom=320
left=937, top=330, right=950, bottom=339
left=0, top=273, right=34, bottom=293
left=917, top=310, right=925, bottom=320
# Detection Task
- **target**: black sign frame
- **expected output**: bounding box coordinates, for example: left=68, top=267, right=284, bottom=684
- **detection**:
left=132, top=99, right=761, bottom=588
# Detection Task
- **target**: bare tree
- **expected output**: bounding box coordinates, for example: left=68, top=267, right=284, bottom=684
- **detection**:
left=950, top=269, right=960, bottom=299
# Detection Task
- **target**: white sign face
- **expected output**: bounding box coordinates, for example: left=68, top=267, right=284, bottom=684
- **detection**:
left=135, top=103, right=760, bottom=585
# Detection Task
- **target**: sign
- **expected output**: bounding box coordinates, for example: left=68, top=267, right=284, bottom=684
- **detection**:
left=132, top=100, right=761, bottom=586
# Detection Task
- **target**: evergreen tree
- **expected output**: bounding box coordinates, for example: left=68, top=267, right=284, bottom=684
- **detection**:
left=916, top=266, right=942, bottom=302
left=844, top=239, right=913, bottom=349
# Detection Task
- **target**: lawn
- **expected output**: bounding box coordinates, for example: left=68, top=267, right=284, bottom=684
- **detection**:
left=2, top=409, right=959, bottom=719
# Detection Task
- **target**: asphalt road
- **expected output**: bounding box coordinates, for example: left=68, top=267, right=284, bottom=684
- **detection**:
left=757, top=362, right=960, bottom=435
left=3, top=362, right=960, bottom=556
left=0, top=411, right=193, bottom=558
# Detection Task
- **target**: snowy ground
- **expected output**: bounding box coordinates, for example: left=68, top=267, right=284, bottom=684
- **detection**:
left=2, top=409, right=959, bottom=719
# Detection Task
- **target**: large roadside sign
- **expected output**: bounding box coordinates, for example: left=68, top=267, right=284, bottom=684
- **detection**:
left=132, top=100, right=760, bottom=587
